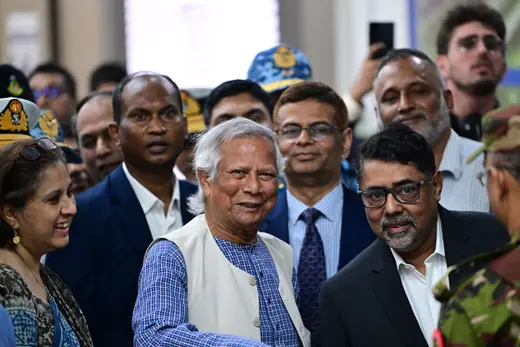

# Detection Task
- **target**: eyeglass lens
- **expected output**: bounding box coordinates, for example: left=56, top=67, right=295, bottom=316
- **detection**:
left=279, top=123, right=336, bottom=140
left=361, top=182, right=422, bottom=208
left=33, top=86, right=63, bottom=100
left=458, top=35, right=503, bottom=53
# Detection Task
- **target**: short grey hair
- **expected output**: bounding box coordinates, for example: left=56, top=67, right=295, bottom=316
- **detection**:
left=187, top=118, right=285, bottom=215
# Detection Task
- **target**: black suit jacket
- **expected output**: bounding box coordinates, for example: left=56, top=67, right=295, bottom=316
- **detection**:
left=46, top=166, right=198, bottom=347
left=318, top=206, right=510, bottom=347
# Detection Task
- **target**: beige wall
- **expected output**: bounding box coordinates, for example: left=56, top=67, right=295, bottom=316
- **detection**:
left=58, top=0, right=125, bottom=98
left=0, top=0, right=411, bottom=97
left=0, top=0, right=53, bottom=72
left=0, top=0, right=125, bottom=99
left=279, top=0, right=335, bottom=88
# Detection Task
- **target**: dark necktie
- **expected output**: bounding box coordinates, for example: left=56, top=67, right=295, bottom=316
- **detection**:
left=297, top=208, right=326, bottom=346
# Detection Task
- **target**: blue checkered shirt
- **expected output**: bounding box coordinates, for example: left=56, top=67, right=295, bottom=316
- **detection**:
left=133, top=237, right=302, bottom=347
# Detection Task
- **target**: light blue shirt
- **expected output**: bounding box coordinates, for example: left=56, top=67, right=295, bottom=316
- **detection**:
left=439, top=130, right=489, bottom=213
left=287, top=183, right=344, bottom=279
left=0, top=305, right=15, bottom=347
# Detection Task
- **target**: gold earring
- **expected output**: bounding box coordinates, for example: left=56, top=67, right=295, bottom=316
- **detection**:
left=12, top=232, right=20, bottom=245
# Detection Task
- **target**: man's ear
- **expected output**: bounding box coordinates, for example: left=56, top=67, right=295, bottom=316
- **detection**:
left=436, top=55, right=449, bottom=79
left=341, top=127, right=352, bottom=160
left=198, top=169, right=211, bottom=198
left=108, top=123, right=121, bottom=147
left=442, top=89, right=454, bottom=111
left=490, top=167, right=508, bottom=202
left=432, top=171, right=443, bottom=201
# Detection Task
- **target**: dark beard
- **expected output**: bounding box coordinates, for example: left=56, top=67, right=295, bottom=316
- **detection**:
left=453, top=78, right=497, bottom=97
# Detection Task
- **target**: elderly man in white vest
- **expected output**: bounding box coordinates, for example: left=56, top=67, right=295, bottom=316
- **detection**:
left=132, top=117, right=310, bottom=347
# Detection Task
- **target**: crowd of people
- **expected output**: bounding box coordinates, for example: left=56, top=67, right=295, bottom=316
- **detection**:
left=0, top=3, right=518, bottom=347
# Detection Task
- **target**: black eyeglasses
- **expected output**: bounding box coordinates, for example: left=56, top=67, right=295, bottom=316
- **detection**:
left=33, top=86, right=64, bottom=100
left=457, top=35, right=504, bottom=54
left=276, top=123, right=340, bottom=141
left=16, top=137, right=57, bottom=162
left=358, top=178, right=430, bottom=209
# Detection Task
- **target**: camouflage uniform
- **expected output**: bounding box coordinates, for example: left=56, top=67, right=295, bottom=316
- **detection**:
left=433, top=106, right=520, bottom=347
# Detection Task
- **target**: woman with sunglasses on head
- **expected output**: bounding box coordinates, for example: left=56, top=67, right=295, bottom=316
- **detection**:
left=0, top=137, right=93, bottom=347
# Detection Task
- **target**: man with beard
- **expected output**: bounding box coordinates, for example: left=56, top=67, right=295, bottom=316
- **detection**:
left=436, top=3, right=507, bottom=141
left=374, top=48, right=488, bottom=212
left=318, top=123, right=509, bottom=347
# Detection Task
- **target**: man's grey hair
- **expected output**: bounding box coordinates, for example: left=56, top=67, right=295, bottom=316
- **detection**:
left=187, top=118, right=285, bottom=215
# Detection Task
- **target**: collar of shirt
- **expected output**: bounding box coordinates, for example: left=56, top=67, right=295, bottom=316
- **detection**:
left=439, top=129, right=464, bottom=180
left=390, top=214, right=445, bottom=271
left=286, top=183, right=344, bottom=226
left=122, top=162, right=180, bottom=214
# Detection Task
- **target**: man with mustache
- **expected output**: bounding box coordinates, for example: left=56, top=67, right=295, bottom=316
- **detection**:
left=46, top=72, right=198, bottom=347
left=436, top=3, right=507, bottom=141
left=260, top=81, right=375, bottom=346
left=318, top=123, right=509, bottom=347
left=374, top=48, right=488, bottom=212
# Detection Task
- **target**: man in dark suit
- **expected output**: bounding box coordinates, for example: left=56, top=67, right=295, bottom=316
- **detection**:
left=46, top=72, right=197, bottom=347
left=259, top=81, right=375, bottom=346
left=319, top=123, right=509, bottom=347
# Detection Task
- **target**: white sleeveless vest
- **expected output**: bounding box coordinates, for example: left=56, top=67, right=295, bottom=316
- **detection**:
left=154, top=214, right=310, bottom=346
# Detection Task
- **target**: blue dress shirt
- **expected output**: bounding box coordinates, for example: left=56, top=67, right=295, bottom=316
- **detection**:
left=133, top=237, right=302, bottom=347
left=287, top=183, right=344, bottom=279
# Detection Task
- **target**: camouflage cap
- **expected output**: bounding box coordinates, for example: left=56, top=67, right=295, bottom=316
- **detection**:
left=466, top=105, right=520, bottom=164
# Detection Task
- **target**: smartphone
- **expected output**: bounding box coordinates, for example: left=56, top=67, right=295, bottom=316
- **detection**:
left=369, top=22, right=394, bottom=59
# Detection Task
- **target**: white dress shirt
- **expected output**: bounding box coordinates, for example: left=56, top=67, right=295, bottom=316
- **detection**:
left=123, top=163, right=183, bottom=240
left=439, top=130, right=489, bottom=213
left=390, top=216, right=448, bottom=346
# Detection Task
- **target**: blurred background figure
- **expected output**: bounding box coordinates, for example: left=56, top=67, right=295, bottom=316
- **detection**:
left=204, top=79, right=273, bottom=128
left=75, top=90, right=123, bottom=183
left=89, top=61, right=128, bottom=92
left=29, top=62, right=77, bottom=146
left=175, top=89, right=208, bottom=183
left=248, top=44, right=312, bottom=105
left=0, top=64, right=36, bottom=102
left=30, top=108, right=92, bottom=196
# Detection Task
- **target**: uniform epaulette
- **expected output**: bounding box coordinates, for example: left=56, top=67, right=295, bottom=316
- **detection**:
left=433, top=240, right=520, bottom=303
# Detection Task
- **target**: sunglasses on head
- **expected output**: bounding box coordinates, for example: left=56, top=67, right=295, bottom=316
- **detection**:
left=457, top=35, right=504, bottom=54
left=17, top=137, right=57, bottom=161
